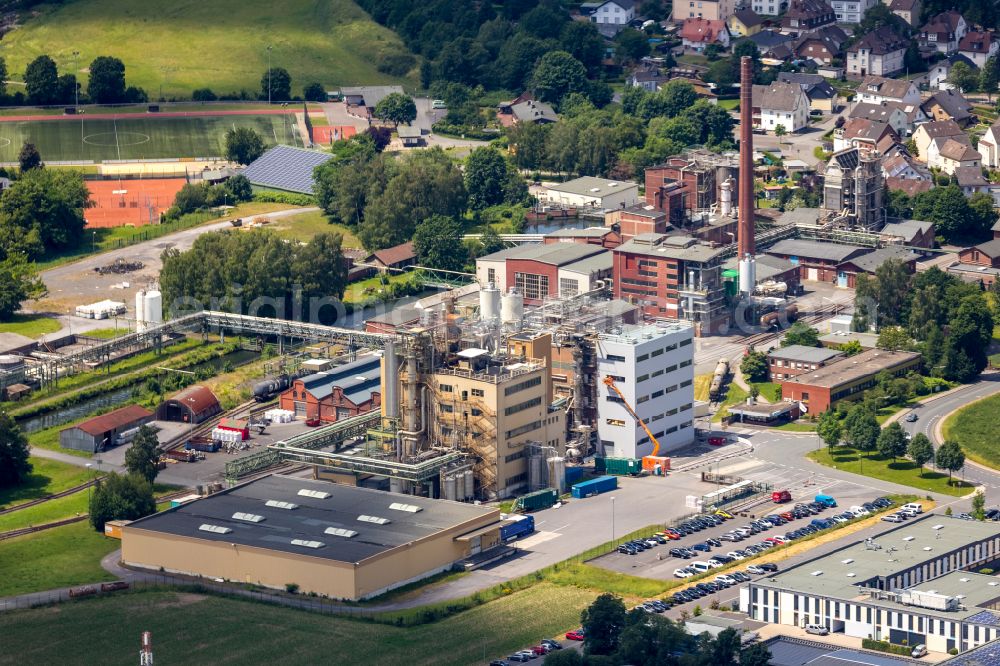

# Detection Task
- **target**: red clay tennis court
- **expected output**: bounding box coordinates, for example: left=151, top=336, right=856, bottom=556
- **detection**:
left=85, top=178, right=187, bottom=228
left=311, top=125, right=357, bottom=144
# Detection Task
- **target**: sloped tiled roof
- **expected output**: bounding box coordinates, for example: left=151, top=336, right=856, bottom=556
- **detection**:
left=886, top=177, right=932, bottom=196
left=371, top=241, right=415, bottom=267
left=954, top=166, right=988, bottom=187
left=959, top=30, right=994, bottom=54
left=917, top=119, right=966, bottom=139
left=752, top=81, right=805, bottom=113
left=680, top=18, right=728, bottom=43
left=732, top=8, right=763, bottom=27
left=858, top=75, right=914, bottom=100
left=939, top=138, right=979, bottom=162
left=69, top=405, right=153, bottom=437
left=922, top=89, right=973, bottom=123
left=921, top=10, right=965, bottom=36
left=849, top=27, right=908, bottom=56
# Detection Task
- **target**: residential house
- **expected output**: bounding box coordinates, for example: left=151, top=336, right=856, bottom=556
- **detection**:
left=855, top=75, right=920, bottom=105
left=912, top=119, right=967, bottom=160
left=834, top=118, right=898, bottom=153
left=397, top=124, right=423, bottom=147
left=781, top=0, right=836, bottom=33
left=921, top=89, right=974, bottom=127
left=830, top=0, right=876, bottom=24
left=792, top=25, right=849, bottom=64
left=952, top=238, right=1000, bottom=287
left=508, top=100, right=558, bottom=125
left=627, top=68, right=669, bottom=91
left=881, top=153, right=927, bottom=181
left=877, top=219, right=935, bottom=248
left=748, top=29, right=794, bottom=53
left=590, top=0, right=636, bottom=26
left=954, top=165, right=990, bottom=195
left=919, top=10, right=968, bottom=55
left=680, top=18, right=731, bottom=51
left=930, top=137, right=980, bottom=174
left=886, top=177, right=932, bottom=196
left=681, top=0, right=737, bottom=21
left=752, top=0, right=789, bottom=16
left=959, top=31, right=999, bottom=68
left=752, top=81, right=810, bottom=132
left=849, top=101, right=923, bottom=136
left=928, top=54, right=978, bottom=90
left=368, top=241, right=416, bottom=273
left=978, top=121, right=1000, bottom=168
left=846, top=26, right=908, bottom=77
left=885, top=0, right=921, bottom=27
left=727, top=8, right=764, bottom=36
left=777, top=72, right=840, bottom=112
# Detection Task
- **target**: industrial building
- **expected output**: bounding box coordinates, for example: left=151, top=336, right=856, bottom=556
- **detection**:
left=823, top=148, right=884, bottom=231
left=155, top=385, right=222, bottom=424
left=767, top=345, right=845, bottom=381
left=596, top=322, right=695, bottom=457
left=475, top=243, right=610, bottom=302
left=780, top=348, right=922, bottom=412
left=278, top=355, right=382, bottom=423
left=59, top=404, right=154, bottom=452
left=121, top=474, right=502, bottom=601
left=740, top=516, right=1000, bottom=654
left=539, top=176, right=639, bottom=210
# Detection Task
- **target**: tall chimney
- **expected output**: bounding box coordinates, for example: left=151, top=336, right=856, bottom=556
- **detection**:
left=737, top=56, right=757, bottom=297
left=738, top=55, right=754, bottom=259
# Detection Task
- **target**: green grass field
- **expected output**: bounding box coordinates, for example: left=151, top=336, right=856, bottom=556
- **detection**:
left=0, top=113, right=301, bottom=161
left=267, top=209, right=361, bottom=247
left=0, top=583, right=593, bottom=666
left=0, top=520, right=117, bottom=597
left=942, top=393, right=1000, bottom=469
left=808, top=446, right=976, bottom=497
left=1, top=0, right=417, bottom=99
left=0, top=313, right=61, bottom=338
left=0, top=457, right=94, bottom=511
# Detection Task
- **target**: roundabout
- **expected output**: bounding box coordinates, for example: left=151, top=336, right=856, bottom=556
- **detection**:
left=82, top=132, right=151, bottom=147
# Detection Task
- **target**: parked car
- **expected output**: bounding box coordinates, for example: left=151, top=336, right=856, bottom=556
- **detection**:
left=746, top=565, right=766, bottom=575
left=706, top=537, right=722, bottom=547
left=305, top=417, right=321, bottom=427
left=759, top=563, right=778, bottom=572
left=911, top=644, right=927, bottom=658
left=708, top=436, right=727, bottom=446
left=905, top=412, right=918, bottom=422
left=566, top=630, right=585, bottom=641
left=508, top=655, right=531, bottom=663
left=490, top=660, right=510, bottom=666
left=674, top=568, right=695, bottom=578
left=902, top=502, right=923, bottom=514
left=772, top=489, right=792, bottom=503
left=882, top=514, right=903, bottom=523
left=531, top=645, right=551, bottom=655
left=805, top=624, right=829, bottom=636
left=541, top=639, right=562, bottom=650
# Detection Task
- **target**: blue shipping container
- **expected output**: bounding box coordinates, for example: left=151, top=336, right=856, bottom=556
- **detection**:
left=565, top=466, right=585, bottom=485
left=571, top=475, right=617, bottom=499
left=500, top=514, right=536, bottom=541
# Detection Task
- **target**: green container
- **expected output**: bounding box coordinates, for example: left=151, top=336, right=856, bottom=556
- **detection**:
left=603, top=457, right=642, bottom=476
left=595, top=457, right=607, bottom=473
left=514, top=488, right=558, bottom=512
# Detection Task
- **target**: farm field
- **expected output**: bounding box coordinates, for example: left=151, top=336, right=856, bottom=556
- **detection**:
left=0, top=583, right=594, bottom=666
left=0, top=0, right=417, bottom=98
left=0, top=113, right=301, bottom=161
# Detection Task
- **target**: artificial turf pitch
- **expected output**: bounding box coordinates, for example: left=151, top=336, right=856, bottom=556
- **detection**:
left=0, top=114, right=302, bottom=162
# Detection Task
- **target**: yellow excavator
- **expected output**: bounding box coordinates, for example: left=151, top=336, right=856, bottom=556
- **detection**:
left=603, top=375, right=662, bottom=458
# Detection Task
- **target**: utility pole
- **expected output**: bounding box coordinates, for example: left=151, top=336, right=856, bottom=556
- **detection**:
left=73, top=50, right=81, bottom=141
left=610, top=495, right=616, bottom=547
left=267, top=45, right=273, bottom=105
left=139, top=631, right=153, bottom=666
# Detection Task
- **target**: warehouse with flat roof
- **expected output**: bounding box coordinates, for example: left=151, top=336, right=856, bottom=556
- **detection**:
left=740, top=516, right=1000, bottom=655
left=780, top=348, right=921, bottom=412
left=121, top=475, right=503, bottom=600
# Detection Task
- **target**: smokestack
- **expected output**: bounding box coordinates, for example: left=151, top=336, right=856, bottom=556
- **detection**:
left=738, top=56, right=754, bottom=259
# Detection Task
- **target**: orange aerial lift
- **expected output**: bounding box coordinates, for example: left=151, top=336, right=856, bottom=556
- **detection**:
left=603, top=376, right=670, bottom=474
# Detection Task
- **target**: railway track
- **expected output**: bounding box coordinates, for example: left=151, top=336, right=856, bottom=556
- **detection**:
left=158, top=398, right=274, bottom=452
left=0, top=478, right=105, bottom=516
left=739, top=302, right=844, bottom=349
left=0, top=515, right=88, bottom=541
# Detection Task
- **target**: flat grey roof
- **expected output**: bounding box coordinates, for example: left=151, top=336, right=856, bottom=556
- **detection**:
left=560, top=252, right=613, bottom=276
left=479, top=243, right=607, bottom=267
left=819, top=331, right=879, bottom=348
left=546, top=227, right=613, bottom=238
left=615, top=234, right=726, bottom=263
left=846, top=246, right=920, bottom=273
left=298, top=354, right=381, bottom=404
left=546, top=176, right=638, bottom=198
left=723, top=254, right=797, bottom=282
left=126, top=475, right=497, bottom=564
left=768, top=344, right=844, bottom=364
left=768, top=239, right=867, bottom=263
left=782, top=348, right=920, bottom=389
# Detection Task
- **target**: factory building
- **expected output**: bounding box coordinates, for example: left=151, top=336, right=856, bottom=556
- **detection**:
left=767, top=344, right=845, bottom=381
left=278, top=355, right=382, bottom=423
left=59, top=404, right=154, bottom=453
left=780, top=348, right=922, bottom=412
left=539, top=176, right=640, bottom=210
left=596, top=321, right=696, bottom=458
left=155, top=385, right=221, bottom=424
left=121, top=475, right=503, bottom=601
left=823, top=148, right=885, bottom=231
left=741, top=516, right=1000, bottom=654
left=475, top=243, right=609, bottom=302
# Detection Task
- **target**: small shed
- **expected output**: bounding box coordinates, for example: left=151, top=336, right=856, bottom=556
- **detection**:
left=217, top=417, right=250, bottom=440
left=156, top=385, right=221, bottom=424
left=397, top=124, right=423, bottom=147
left=60, top=404, right=154, bottom=453
left=4, top=383, right=31, bottom=401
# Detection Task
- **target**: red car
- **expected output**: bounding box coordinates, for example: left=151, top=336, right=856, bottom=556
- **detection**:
left=779, top=511, right=794, bottom=521
left=532, top=645, right=551, bottom=655
left=566, top=630, right=585, bottom=641
left=708, top=437, right=726, bottom=446
left=304, top=418, right=321, bottom=427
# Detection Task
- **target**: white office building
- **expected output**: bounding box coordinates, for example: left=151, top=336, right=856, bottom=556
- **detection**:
left=596, top=321, right=695, bottom=458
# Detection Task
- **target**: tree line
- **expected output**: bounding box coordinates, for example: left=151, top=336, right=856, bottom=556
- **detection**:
left=887, top=184, right=998, bottom=246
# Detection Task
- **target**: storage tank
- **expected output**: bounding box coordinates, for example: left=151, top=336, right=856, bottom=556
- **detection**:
left=720, top=178, right=733, bottom=217
left=528, top=454, right=544, bottom=491
left=480, top=283, right=501, bottom=322
left=0, top=354, right=23, bottom=370
left=500, top=290, right=524, bottom=330
left=463, top=470, right=475, bottom=500
left=547, top=457, right=566, bottom=494
left=143, top=290, right=163, bottom=328
left=444, top=475, right=458, bottom=501
left=135, top=289, right=146, bottom=333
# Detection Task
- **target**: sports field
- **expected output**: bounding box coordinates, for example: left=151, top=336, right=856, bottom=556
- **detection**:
left=85, top=178, right=188, bottom=227
left=0, top=113, right=301, bottom=162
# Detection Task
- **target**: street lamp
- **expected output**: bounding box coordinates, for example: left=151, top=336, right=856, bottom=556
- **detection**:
left=266, top=45, right=273, bottom=105
left=610, top=496, right=616, bottom=547
left=85, top=463, right=93, bottom=510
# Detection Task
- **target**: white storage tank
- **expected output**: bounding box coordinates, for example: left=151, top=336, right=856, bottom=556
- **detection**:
left=135, top=290, right=146, bottom=332
left=143, top=290, right=163, bottom=328
left=480, top=283, right=501, bottom=322
left=500, top=290, right=524, bottom=329
left=547, top=456, right=566, bottom=494
left=528, top=454, right=544, bottom=491
left=444, top=475, right=458, bottom=501
left=463, top=469, right=475, bottom=500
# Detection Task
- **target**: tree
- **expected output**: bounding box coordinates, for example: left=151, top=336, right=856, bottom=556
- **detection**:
left=949, top=61, right=979, bottom=92
left=192, top=88, right=217, bottom=102
left=0, top=56, right=7, bottom=98
left=908, top=433, right=935, bottom=474
left=782, top=322, right=820, bottom=347
left=479, top=225, right=504, bottom=257
left=17, top=142, right=42, bottom=172
left=124, top=425, right=160, bottom=484
left=741, top=642, right=773, bottom=666
left=973, top=490, right=986, bottom=520
left=87, top=56, right=127, bottom=104
left=774, top=124, right=787, bottom=149
left=58, top=73, right=78, bottom=105
left=0, top=167, right=90, bottom=259
left=615, top=28, right=651, bottom=63
left=223, top=174, right=253, bottom=202
left=413, top=214, right=466, bottom=272
left=224, top=127, right=266, bottom=165
left=0, top=411, right=31, bottom=488
left=581, top=593, right=627, bottom=656
left=88, top=472, right=156, bottom=532
left=373, top=92, right=417, bottom=126
left=23, top=55, right=59, bottom=105
left=877, top=326, right=912, bottom=352
left=530, top=51, right=588, bottom=105
left=982, top=55, right=1000, bottom=101
left=877, top=422, right=908, bottom=461
left=844, top=404, right=879, bottom=455
left=935, top=439, right=966, bottom=482
left=741, top=349, right=769, bottom=382
left=817, top=410, right=843, bottom=450
left=261, top=66, right=291, bottom=101
left=942, top=294, right=994, bottom=381
left=559, top=21, right=605, bottom=75
left=465, top=147, right=509, bottom=210
left=302, top=82, right=326, bottom=102
left=839, top=340, right=864, bottom=356
left=0, top=254, right=47, bottom=320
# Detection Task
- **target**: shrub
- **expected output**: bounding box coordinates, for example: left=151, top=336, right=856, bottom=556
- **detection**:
left=377, top=52, right=417, bottom=76
left=862, top=639, right=911, bottom=656
left=192, top=88, right=217, bottom=102
left=285, top=583, right=300, bottom=594
left=251, top=191, right=315, bottom=206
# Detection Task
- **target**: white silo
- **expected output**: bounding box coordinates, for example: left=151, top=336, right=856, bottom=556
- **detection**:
left=500, top=290, right=524, bottom=330
left=143, top=290, right=163, bottom=329
left=463, top=470, right=475, bottom=500
left=444, top=475, right=458, bottom=501
left=480, top=282, right=501, bottom=322
left=135, top=289, right=146, bottom=333
left=720, top=178, right=733, bottom=217
left=547, top=457, right=566, bottom=494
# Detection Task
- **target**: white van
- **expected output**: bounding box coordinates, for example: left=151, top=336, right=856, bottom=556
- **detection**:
left=902, top=502, right=923, bottom=514
left=849, top=505, right=870, bottom=517
left=805, top=624, right=829, bottom=636
left=911, top=644, right=927, bottom=658
left=690, top=561, right=711, bottom=574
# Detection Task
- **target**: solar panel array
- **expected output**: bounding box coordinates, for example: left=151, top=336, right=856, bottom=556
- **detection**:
left=967, top=610, right=1000, bottom=627
left=242, top=145, right=333, bottom=195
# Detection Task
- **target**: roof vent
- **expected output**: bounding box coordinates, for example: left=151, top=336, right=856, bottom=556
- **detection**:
left=811, top=570, right=824, bottom=576
left=265, top=500, right=299, bottom=510
left=932, top=524, right=944, bottom=530
left=199, top=524, right=232, bottom=535
left=358, top=515, right=390, bottom=525
left=841, top=558, right=854, bottom=564
left=846, top=573, right=856, bottom=578
left=232, top=512, right=265, bottom=523
left=290, top=539, right=325, bottom=549
left=923, top=546, right=933, bottom=551
left=298, top=489, right=331, bottom=500
left=324, top=527, right=358, bottom=538
left=903, top=536, right=915, bottom=541
left=389, top=502, right=422, bottom=513
left=960, top=577, right=970, bottom=582
left=590, top=188, right=601, bottom=193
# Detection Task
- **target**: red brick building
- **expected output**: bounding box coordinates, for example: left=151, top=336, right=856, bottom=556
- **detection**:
left=543, top=227, right=621, bottom=248
left=767, top=345, right=845, bottom=381
left=279, top=355, right=382, bottom=422
left=605, top=204, right=670, bottom=240
left=781, top=349, right=921, bottom=412
left=765, top=239, right=868, bottom=285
